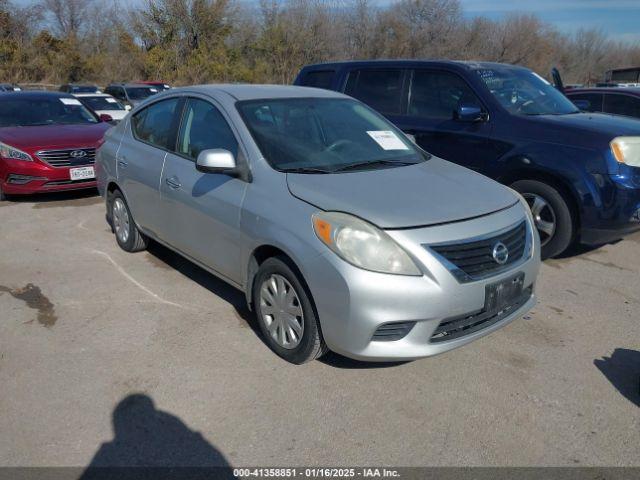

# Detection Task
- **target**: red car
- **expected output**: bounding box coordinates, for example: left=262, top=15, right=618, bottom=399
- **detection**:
left=0, top=91, right=112, bottom=199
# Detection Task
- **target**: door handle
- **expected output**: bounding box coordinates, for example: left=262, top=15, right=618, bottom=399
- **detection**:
left=165, top=177, right=181, bottom=189
left=117, top=159, right=128, bottom=168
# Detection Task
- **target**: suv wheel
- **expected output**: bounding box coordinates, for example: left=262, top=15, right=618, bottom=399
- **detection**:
left=109, top=190, right=148, bottom=252
left=253, top=256, right=327, bottom=364
left=511, top=179, right=574, bottom=259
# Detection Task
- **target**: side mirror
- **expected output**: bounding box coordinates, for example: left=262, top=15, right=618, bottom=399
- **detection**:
left=196, top=149, right=237, bottom=175
left=99, top=113, right=113, bottom=123
left=572, top=100, right=590, bottom=111
left=455, top=103, right=486, bottom=122
left=124, top=105, right=132, bottom=111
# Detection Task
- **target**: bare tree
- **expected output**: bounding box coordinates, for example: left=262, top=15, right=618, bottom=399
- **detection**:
left=41, top=0, right=95, bottom=38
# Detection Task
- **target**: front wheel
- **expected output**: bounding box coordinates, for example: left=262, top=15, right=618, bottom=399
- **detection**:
left=510, top=179, right=574, bottom=259
left=253, top=257, right=327, bottom=364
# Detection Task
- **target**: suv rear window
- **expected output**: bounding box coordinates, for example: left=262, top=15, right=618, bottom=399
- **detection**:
left=300, top=70, right=334, bottom=90
left=345, top=69, right=404, bottom=115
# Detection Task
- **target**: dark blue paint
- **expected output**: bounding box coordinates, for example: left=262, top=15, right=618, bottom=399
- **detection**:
left=294, top=60, right=640, bottom=245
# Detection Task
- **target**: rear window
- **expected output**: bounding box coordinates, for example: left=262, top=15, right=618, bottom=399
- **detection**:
left=345, top=69, right=405, bottom=115
left=568, top=93, right=603, bottom=112
left=300, top=70, right=334, bottom=90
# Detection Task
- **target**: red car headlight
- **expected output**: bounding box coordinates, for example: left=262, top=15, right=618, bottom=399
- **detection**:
left=0, top=141, right=33, bottom=161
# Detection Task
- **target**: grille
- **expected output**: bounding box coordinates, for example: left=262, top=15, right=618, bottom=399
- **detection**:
left=430, top=286, right=533, bottom=343
left=371, top=321, right=416, bottom=341
left=429, top=222, right=527, bottom=282
left=44, top=178, right=95, bottom=186
left=37, top=148, right=96, bottom=167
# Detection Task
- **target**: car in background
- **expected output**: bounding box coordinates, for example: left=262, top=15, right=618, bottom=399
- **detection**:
left=104, top=83, right=159, bottom=108
left=0, top=83, right=21, bottom=92
left=566, top=87, right=640, bottom=120
left=74, top=92, right=129, bottom=122
left=97, top=84, right=539, bottom=364
left=136, top=81, right=171, bottom=91
left=295, top=61, right=640, bottom=259
left=0, top=91, right=112, bottom=200
left=59, top=84, right=101, bottom=94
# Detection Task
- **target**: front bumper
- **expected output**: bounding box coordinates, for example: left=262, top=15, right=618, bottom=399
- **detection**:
left=303, top=203, right=540, bottom=361
left=581, top=174, right=640, bottom=245
left=0, top=158, right=96, bottom=195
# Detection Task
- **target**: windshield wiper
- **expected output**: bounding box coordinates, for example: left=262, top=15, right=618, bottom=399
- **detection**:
left=283, top=167, right=333, bottom=174
left=332, top=159, right=420, bottom=172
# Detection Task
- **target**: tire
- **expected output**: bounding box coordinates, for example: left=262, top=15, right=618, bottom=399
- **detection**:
left=510, top=179, right=574, bottom=259
left=0, top=185, right=5, bottom=202
left=108, top=189, right=148, bottom=252
left=252, top=256, right=328, bottom=364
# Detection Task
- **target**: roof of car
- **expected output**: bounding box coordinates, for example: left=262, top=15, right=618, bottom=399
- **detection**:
left=0, top=91, right=74, bottom=99
left=300, top=59, right=525, bottom=71
left=566, top=87, right=640, bottom=95
left=73, top=93, right=110, bottom=97
left=177, top=84, right=346, bottom=100
left=108, top=83, right=157, bottom=89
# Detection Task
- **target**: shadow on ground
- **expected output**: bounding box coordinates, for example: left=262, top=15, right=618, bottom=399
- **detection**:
left=79, top=394, right=234, bottom=479
left=594, top=348, right=640, bottom=407
left=2, top=188, right=100, bottom=208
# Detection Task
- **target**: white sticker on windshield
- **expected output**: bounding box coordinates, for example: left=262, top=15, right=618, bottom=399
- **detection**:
left=366, top=131, right=409, bottom=150
left=149, top=88, right=158, bottom=92
left=106, top=98, right=117, bottom=103
left=60, top=98, right=82, bottom=106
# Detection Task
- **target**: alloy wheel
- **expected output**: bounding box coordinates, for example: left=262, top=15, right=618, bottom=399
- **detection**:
left=112, top=198, right=130, bottom=244
left=523, top=192, right=556, bottom=246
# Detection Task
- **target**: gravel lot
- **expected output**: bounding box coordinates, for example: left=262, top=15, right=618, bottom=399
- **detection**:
left=0, top=190, right=638, bottom=468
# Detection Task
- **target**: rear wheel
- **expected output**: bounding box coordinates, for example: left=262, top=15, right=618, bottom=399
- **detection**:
left=253, top=256, right=327, bottom=364
left=109, top=190, right=148, bottom=252
left=510, top=179, right=574, bottom=259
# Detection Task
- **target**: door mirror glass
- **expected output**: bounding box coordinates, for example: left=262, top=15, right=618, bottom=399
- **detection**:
left=99, top=113, right=113, bottom=122
left=455, top=103, right=485, bottom=122
left=196, top=149, right=236, bottom=174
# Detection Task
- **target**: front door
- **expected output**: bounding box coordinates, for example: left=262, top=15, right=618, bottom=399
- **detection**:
left=159, top=97, right=247, bottom=284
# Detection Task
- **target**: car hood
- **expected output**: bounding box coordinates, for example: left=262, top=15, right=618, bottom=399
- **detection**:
left=528, top=112, right=640, bottom=139
left=0, top=123, right=110, bottom=151
left=286, top=157, right=518, bottom=229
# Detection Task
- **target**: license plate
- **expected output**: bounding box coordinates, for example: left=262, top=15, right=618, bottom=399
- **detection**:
left=69, top=166, right=95, bottom=181
left=485, top=273, right=525, bottom=314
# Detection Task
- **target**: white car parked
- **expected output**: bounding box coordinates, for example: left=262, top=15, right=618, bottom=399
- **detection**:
left=73, top=93, right=129, bottom=122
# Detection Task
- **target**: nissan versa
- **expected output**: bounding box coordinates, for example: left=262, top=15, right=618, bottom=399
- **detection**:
left=96, top=85, right=540, bottom=364
left=0, top=91, right=112, bottom=199
left=296, top=61, right=640, bottom=259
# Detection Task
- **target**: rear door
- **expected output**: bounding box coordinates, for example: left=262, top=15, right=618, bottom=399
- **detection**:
left=159, top=96, right=248, bottom=284
left=116, top=96, right=182, bottom=237
left=396, top=69, right=494, bottom=171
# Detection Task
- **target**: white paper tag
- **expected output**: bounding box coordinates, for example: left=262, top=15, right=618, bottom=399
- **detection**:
left=14, top=87, right=21, bottom=91
left=366, top=130, right=409, bottom=150
left=60, top=98, right=82, bottom=106
left=106, top=98, right=117, bottom=103
left=149, top=88, right=158, bottom=93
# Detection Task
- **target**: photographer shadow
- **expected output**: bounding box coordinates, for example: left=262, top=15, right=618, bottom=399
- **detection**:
left=80, top=394, right=234, bottom=479
left=594, top=348, right=640, bottom=408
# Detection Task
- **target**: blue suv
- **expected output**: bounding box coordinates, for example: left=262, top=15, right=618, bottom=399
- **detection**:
left=295, top=61, right=640, bottom=259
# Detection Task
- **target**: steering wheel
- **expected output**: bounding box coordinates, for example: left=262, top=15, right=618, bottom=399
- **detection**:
left=325, top=139, right=353, bottom=152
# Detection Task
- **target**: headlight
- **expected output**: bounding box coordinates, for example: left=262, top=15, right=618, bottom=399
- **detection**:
left=0, top=142, right=32, bottom=161
left=610, top=136, right=640, bottom=167
left=312, top=211, right=421, bottom=276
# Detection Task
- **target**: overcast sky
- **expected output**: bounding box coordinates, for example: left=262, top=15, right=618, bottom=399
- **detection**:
left=13, top=0, right=640, bottom=43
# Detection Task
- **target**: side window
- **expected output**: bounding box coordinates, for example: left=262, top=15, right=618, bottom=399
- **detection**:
left=345, top=69, right=404, bottom=115
left=131, top=97, right=181, bottom=150
left=409, top=70, right=481, bottom=119
left=300, top=70, right=334, bottom=90
left=604, top=94, right=640, bottom=118
left=177, top=98, right=238, bottom=160
left=569, top=93, right=603, bottom=112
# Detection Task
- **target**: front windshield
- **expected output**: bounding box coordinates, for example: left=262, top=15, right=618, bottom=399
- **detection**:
left=126, top=87, right=157, bottom=100
left=237, top=98, right=428, bottom=173
left=476, top=67, right=579, bottom=115
left=0, top=97, right=98, bottom=127
left=81, top=96, right=125, bottom=111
